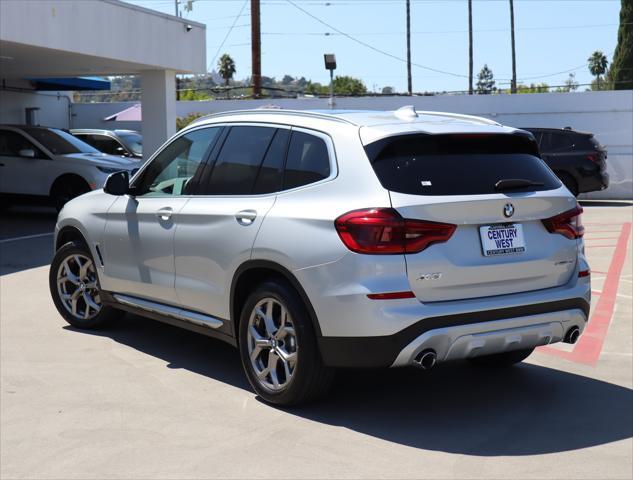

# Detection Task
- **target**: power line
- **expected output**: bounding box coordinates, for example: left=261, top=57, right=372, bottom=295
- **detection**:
left=208, top=0, right=249, bottom=71
left=285, top=0, right=468, bottom=78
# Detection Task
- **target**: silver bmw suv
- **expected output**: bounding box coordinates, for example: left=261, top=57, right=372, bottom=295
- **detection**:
left=49, top=107, right=591, bottom=405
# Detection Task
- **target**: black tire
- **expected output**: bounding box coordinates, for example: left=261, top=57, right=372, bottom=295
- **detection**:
left=468, top=348, right=535, bottom=368
left=51, top=177, right=90, bottom=211
left=49, top=241, right=118, bottom=329
left=238, top=280, right=334, bottom=406
left=557, top=172, right=579, bottom=197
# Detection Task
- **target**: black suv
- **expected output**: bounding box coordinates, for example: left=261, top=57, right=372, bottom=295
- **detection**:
left=522, top=127, right=609, bottom=196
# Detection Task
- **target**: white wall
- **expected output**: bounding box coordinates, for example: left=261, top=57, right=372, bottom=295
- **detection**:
left=0, top=85, right=72, bottom=128
left=71, top=91, right=633, bottom=199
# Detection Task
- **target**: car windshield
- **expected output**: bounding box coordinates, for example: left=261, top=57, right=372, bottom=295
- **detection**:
left=21, top=127, right=101, bottom=155
left=117, top=132, right=143, bottom=156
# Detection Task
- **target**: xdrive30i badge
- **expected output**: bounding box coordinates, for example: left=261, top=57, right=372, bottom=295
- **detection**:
left=418, top=272, right=442, bottom=281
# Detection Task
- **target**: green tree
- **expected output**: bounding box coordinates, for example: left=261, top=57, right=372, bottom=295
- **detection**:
left=563, top=73, right=579, bottom=92
left=176, top=112, right=205, bottom=131
left=517, top=82, right=550, bottom=93
left=381, top=86, right=395, bottom=95
left=476, top=64, right=496, bottom=94
left=588, top=50, right=609, bottom=90
left=610, top=0, right=633, bottom=90
left=332, top=76, right=368, bottom=96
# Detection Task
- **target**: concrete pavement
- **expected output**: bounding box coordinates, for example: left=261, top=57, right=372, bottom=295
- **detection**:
left=1, top=202, right=631, bottom=479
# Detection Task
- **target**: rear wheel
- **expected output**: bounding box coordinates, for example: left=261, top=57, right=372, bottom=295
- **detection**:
left=49, top=241, right=118, bottom=329
left=557, top=172, right=579, bottom=197
left=238, top=280, right=334, bottom=406
left=468, top=348, right=535, bottom=368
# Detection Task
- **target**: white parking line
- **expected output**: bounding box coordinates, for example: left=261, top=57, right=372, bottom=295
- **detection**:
left=0, top=232, right=54, bottom=243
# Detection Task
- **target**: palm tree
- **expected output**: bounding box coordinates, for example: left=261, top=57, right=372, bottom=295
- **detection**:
left=588, top=50, right=609, bottom=90
left=218, top=53, right=236, bottom=98
left=468, top=0, right=473, bottom=94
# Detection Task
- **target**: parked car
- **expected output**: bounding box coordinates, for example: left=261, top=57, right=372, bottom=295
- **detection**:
left=0, top=125, right=139, bottom=210
left=71, top=129, right=143, bottom=159
left=522, top=127, right=609, bottom=196
left=49, top=108, right=591, bottom=406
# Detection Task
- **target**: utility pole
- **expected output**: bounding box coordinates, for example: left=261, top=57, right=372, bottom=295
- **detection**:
left=251, top=0, right=262, bottom=98
left=509, top=0, right=517, bottom=94
left=468, top=0, right=473, bottom=95
left=174, top=0, right=178, bottom=16
left=406, top=0, right=412, bottom=95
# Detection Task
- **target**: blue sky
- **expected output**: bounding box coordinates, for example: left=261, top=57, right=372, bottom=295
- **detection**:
left=127, top=0, right=622, bottom=92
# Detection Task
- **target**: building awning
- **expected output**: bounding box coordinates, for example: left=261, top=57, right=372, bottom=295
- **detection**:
left=104, top=104, right=142, bottom=121
left=28, top=77, right=111, bottom=91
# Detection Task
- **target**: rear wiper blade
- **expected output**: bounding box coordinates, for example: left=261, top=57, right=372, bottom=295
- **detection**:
left=495, top=178, right=544, bottom=191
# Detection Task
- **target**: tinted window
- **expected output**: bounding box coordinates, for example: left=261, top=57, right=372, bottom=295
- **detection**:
left=284, top=131, right=330, bottom=190
left=134, top=127, right=220, bottom=197
left=0, top=130, right=46, bottom=158
left=117, top=132, right=143, bottom=156
left=541, top=132, right=575, bottom=152
left=81, top=134, right=124, bottom=155
left=21, top=127, right=100, bottom=155
left=365, top=133, right=560, bottom=196
left=204, top=126, right=276, bottom=195
left=252, top=129, right=289, bottom=194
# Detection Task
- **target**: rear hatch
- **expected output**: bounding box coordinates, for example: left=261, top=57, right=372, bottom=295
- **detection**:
left=363, top=132, right=581, bottom=302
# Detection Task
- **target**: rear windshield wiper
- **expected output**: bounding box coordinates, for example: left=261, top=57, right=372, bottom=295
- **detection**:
left=495, top=178, right=544, bottom=191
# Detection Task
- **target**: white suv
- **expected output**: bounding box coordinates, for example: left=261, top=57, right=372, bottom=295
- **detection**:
left=49, top=108, right=591, bottom=405
left=0, top=125, right=139, bottom=209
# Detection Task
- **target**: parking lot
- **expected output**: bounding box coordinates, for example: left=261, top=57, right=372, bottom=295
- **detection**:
left=1, top=201, right=631, bottom=479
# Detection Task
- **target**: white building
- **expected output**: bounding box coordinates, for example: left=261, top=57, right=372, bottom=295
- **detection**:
left=0, top=0, right=206, bottom=156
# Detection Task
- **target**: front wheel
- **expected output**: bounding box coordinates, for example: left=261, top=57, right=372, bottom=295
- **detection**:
left=238, top=281, right=334, bottom=406
left=49, top=241, right=118, bottom=329
left=468, top=348, right=535, bottom=368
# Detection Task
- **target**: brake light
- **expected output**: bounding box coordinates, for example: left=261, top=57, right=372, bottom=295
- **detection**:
left=334, top=208, right=456, bottom=254
left=586, top=154, right=599, bottom=164
left=542, top=205, right=584, bottom=239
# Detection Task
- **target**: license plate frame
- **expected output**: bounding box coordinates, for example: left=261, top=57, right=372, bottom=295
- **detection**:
left=479, top=223, right=526, bottom=257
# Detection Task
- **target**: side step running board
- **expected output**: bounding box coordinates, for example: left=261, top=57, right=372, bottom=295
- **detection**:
left=113, top=294, right=224, bottom=329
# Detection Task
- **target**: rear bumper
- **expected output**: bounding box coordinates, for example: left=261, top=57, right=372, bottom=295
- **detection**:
left=318, top=298, right=589, bottom=368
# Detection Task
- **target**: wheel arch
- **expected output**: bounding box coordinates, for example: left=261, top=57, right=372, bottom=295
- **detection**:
left=230, top=260, right=323, bottom=342
left=49, top=173, right=91, bottom=197
left=55, top=225, right=88, bottom=251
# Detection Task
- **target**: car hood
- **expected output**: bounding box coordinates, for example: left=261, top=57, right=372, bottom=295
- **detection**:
left=60, top=152, right=140, bottom=169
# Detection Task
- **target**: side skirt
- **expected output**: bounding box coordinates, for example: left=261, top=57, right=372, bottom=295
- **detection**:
left=101, top=291, right=237, bottom=347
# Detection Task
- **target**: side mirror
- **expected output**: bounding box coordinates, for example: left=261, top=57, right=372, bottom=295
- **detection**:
left=103, top=170, right=130, bottom=196
left=19, top=149, right=36, bottom=158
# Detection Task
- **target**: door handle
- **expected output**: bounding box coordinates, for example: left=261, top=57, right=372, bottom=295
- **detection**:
left=235, top=209, right=257, bottom=225
left=156, top=207, right=173, bottom=221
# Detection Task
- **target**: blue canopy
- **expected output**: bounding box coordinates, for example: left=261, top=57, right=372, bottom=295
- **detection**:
left=28, top=77, right=111, bottom=91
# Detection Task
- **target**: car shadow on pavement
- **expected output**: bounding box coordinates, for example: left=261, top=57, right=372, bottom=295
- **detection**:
left=67, top=313, right=632, bottom=457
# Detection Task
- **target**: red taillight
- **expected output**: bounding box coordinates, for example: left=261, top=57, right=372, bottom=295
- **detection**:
left=586, top=154, right=599, bottom=164
left=578, top=269, right=590, bottom=278
left=542, top=205, right=584, bottom=240
left=334, top=208, right=456, bottom=254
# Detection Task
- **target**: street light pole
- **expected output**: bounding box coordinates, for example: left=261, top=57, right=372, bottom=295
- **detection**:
left=324, top=54, right=337, bottom=110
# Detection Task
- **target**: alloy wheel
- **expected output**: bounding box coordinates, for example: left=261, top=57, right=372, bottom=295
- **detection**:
left=56, top=254, right=101, bottom=320
left=247, top=297, right=298, bottom=391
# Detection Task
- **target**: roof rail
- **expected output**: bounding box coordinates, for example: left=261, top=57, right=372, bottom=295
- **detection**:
left=415, top=110, right=500, bottom=126
left=189, top=109, right=357, bottom=127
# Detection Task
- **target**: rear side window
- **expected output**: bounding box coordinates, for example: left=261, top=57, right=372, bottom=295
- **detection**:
left=541, top=132, right=575, bottom=152
left=252, top=129, right=289, bottom=194
left=205, top=126, right=276, bottom=195
left=284, top=131, right=330, bottom=190
left=365, top=133, right=561, bottom=196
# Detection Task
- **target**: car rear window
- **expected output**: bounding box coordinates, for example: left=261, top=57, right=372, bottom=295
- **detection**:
left=364, top=133, right=561, bottom=196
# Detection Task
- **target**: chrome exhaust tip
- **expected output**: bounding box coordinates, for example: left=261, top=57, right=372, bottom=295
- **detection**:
left=564, top=326, right=580, bottom=344
left=413, top=349, right=437, bottom=370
